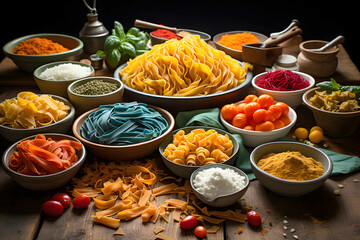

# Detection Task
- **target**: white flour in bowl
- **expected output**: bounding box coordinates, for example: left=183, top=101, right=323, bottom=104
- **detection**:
left=193, top=167, right=246, bottom=200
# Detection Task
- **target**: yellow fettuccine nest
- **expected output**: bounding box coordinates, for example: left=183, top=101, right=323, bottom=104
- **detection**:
left=119, top=35, right=249, bottom=96
left=0, top=92, right=70, bottom=129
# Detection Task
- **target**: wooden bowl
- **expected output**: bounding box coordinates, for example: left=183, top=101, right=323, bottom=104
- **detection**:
left=72, top=105, right=175, bottom=161
left=302, top=87, right=360, bottom=137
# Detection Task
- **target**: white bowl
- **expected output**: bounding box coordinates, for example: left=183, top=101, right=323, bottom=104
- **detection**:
left=190, top=164, right=249, bottom=207
left=250, top=141, right=333, bottom=197
left=67, top=76, right=124, bottom=115
left=251, top=71, right=315, bottom=108
left=220, top=101, right=297, bottom=147
left=2, top=133, right=86, bottom=191
left=0, top=94, right=75, bottom=143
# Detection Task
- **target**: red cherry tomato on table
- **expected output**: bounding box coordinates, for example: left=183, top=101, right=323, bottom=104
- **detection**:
left=51, top=193, right=71, bottom=208
left=180, top=215, right=198, bottom=230
left=194, top=226, right=207, bottom=238
left=73, top=194, right=91, bottom=209
left=42, top=200, right=63, bottom=217
left=247, top=210, right=262, bottom=227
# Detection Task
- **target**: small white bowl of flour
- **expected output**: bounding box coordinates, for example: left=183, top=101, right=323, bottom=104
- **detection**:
left=190, top=164, right=249, bottom=207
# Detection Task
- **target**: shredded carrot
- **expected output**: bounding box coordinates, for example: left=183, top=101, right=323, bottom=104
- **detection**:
left=218, top=32, right=260, bottom=51
left=9, top=134, right=82, bottom=176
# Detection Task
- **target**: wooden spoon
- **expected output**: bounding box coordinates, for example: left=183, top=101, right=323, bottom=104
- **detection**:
left=308, top=35, right=345, bottom=52
left=134, top=19, right=181, bottom=36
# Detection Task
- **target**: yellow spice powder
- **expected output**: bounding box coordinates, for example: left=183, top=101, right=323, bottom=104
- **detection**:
left=257, top=151, right=324, bottom=181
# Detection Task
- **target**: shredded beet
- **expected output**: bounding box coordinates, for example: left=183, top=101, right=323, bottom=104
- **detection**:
left=255, top=70, right=310, bottom=91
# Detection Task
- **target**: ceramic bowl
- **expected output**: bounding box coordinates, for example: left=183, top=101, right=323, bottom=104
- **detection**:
left=250, top=141, right=333, bottom=197
left=150, top=28, right=211, bottom=46
left=33, top=61, right=95, bottom=99
left=114, top=62, right=252, bottom=115
left=220, top=101, right=297, bottom=147
left=213, top=30, right=268, bottom=61
left=67, top=76, right=124, bottom=115
left=3, top=33, right=83, bottom=73
left=158, top=126, right=239, bottom=179
left=0, top=94, right=75, bottom=143
left=72, top=105, right=175, bottom=161
left=190, top=164, right=249, bottom=207
left=298, top=40, right=339, bottom=78
left=302, top=87, right=360, bottom=137
left=251, top=70, right=315, bottom=108
left=1, top=133, right=86, bottom=191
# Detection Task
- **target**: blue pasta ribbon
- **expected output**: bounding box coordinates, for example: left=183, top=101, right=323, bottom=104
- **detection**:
left=80, top=102, right=169, bottom=145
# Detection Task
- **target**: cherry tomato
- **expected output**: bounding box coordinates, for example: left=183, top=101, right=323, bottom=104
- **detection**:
left=51, top=193, right=71, bottom=208
left=73, top=194, right=91, bottom=209
left=180, top=215, right=198, bottom=230
left=247, top=211, right=262, bottom=227
left=194, top=226, right=207, bottom=238
left=42, top=200, right=63, bottom=217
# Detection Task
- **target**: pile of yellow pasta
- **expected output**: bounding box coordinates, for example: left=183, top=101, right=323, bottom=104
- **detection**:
left=163, top=129, right=233, bottom=166
left=119, top=35, right=248, bottom=96
left=0, top=92, right=70, bottom=129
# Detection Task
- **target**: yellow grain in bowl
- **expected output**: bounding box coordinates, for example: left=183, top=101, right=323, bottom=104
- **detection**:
left=257, top=151, right=324, bottom=181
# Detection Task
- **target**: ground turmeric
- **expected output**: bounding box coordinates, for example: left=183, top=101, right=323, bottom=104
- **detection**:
left=12, top=37, right=69, bottom=55
left=257, top=151, right=324, bottom=181
left=218, top=32, right=260, bottom=51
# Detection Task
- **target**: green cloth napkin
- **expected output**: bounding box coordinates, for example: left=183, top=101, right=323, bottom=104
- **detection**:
left=175, top=108, right=360, bottom=180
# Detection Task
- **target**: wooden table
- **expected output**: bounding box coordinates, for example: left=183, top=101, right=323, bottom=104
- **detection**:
left=0, top=45, right=360, bottom=240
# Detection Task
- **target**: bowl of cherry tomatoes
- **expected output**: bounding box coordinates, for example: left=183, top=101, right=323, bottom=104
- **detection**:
left=220, top=94, right=297, bottom=147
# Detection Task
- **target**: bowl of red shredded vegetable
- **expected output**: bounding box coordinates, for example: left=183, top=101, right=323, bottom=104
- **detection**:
left=2, top=133, right=86, bottom=191
left=252, top=70, right=315, bottom=108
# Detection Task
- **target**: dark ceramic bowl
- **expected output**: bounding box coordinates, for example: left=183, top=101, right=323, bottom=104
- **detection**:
left=114, top=62, right=252, bottom=115
left=213, top=30, right=268, bottom=61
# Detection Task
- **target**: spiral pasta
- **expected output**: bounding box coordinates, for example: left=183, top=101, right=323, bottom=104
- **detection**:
left=119, top=35, right=248, bottom=96
left=163, top=129, right=233, bottom=166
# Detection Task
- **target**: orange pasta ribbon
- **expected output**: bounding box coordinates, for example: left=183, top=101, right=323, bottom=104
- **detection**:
left=9, top=134, right=82, bottom=176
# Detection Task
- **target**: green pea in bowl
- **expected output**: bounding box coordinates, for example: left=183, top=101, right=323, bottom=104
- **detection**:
left=67, top=76, right=124, bottom=115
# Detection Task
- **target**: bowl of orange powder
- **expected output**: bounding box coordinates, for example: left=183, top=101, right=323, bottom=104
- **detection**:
left=3, top=33, right=83, bottom=73
left=213, top=31, right=267, bottom=61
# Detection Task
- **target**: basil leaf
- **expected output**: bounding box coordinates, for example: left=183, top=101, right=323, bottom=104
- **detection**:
left=340, top=85, right=360, bottom=93
left=136, top=49, right=149, bottom=56
left=120, top=42, right=136, bottom=57
left=134, top=40, right=149, bottom=50
left=104, top=35, right=120, bottom=52
left=96, top=50, right=105, bottom=57
left=105, top=48, right=121, bottom=67
left=125, top=35, right=142, bottom=44
left=126, top=27, right=140, bottom=37
left=316, top=81, right=336, bottom=91
left=114, top=21, right=125, bottom=40
left=330, top=78, right=340, bottom=90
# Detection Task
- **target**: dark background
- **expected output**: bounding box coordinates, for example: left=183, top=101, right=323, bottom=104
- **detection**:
left=1, top=0, right=359, bottom=70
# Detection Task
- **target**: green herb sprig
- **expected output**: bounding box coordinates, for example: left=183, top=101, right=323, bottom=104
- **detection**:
left=97, top=21, right=150, bottom=67
left=316, top=78, right=360, bottom=101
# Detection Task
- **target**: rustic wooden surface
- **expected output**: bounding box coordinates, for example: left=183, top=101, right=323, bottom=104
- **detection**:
left=0, top=45, right=360, bottom=240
